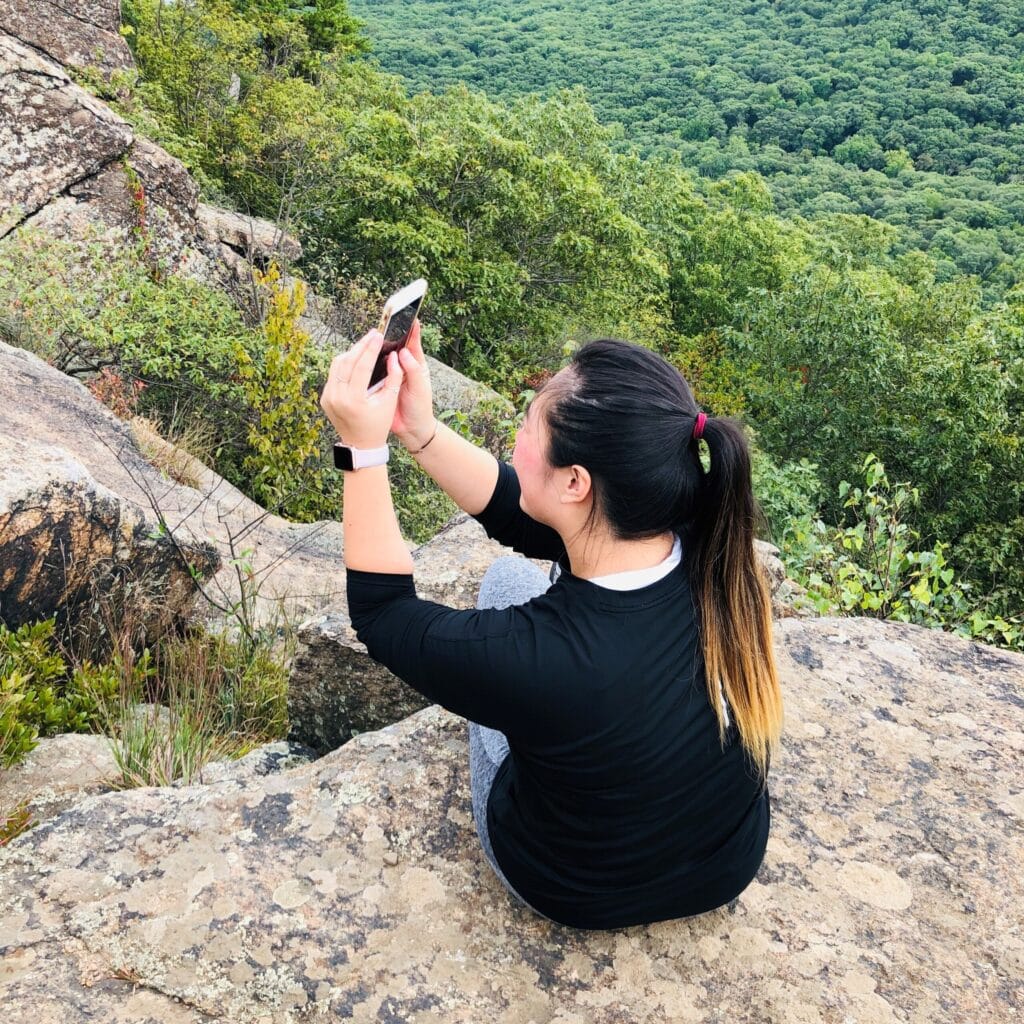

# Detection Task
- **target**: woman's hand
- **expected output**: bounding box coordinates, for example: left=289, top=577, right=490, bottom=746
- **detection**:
left=320, top=330, right=404, bottom=449
left=391, top=319, right=435, bottom=450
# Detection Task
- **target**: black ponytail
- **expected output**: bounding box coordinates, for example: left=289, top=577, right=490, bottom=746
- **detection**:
left=542, top=339, right=782, bottom=776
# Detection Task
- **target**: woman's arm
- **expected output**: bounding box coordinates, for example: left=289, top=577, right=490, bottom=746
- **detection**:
left=391, top=321, right=562, bottom=558
left=342, top=466, right=413, bottom=573
left=346, top=569, right=561, bottom=735
left=407, top=419, right=499, bottom=516
left=320, top=330, right=414, bottom=573
left=390, top=321, right=499, bottom=515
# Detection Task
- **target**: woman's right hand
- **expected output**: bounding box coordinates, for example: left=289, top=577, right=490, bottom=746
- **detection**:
left=391, top=319, right=435, bottom=450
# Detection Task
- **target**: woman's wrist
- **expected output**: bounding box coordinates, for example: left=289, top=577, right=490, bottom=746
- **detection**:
left=405, top=419, right=439, bottom=455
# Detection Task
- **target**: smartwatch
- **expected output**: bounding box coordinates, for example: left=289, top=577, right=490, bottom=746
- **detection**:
left=333, top=442, right=390, bottom=471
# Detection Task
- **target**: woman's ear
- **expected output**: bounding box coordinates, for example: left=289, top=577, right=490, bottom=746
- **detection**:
left=559, top=464, right=592, bottom=505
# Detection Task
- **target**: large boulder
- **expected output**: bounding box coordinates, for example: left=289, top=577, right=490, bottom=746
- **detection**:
left=289, top=518, right=805, bottom=753
left=1, top=617, right=1020, bottom=1021
left=0, top=341, right=343, bottom=648
left=34, top=135, right=203, bottom=258
left=197, top=202, right=303, bottom=265
left=0, top=341, right=219, bottom=644
left=127, top=416, right=348, bottom=635
left=0, top=27, right=211, bottom=278
left=0, top=0, right=133, bottom=79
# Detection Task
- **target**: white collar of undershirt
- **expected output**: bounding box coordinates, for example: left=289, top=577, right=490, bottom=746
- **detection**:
left=551, top=534, right=682, bottom=591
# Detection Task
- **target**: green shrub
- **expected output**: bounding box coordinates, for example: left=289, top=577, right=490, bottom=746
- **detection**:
left=750, top=447, right=822, bottom=546
left=781, top=455, right=1022, bottom=650
left=0, top=227, right=257, bottom=481
left=0, top=619, right=119, bottom=768
left=0, top=232, right=333, bottom=523
left=0, top=604, right=291, bottom=781
left=234, top=264, right=341, bottom=522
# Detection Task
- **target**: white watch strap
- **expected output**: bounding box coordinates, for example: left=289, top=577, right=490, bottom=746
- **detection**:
left=351, top=444, right=390, bottom=469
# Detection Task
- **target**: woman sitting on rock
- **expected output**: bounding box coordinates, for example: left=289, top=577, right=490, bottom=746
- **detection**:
left=320, top=321, right=783, bottom=930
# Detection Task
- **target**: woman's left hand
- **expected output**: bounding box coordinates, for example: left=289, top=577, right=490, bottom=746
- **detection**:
left=320, top=329, right=405, bottom=449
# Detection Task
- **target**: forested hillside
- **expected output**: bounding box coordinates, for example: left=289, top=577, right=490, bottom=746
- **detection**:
left=350, top=0, right=1024, bottom=296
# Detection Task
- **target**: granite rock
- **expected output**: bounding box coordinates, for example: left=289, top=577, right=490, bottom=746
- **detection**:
left=197, top=202, right=302, bottom=264
left=1, top=617, right=1021, bottom=1022
left=0, top=341, right=220, bottom=644
left=0, top=341, right=345, bottom=649
left=128, top=416, right=348, bottom=635
left=0, top=734, right=117, bottom=830
left=0, top=0, right=133, bottom=79
left=0, top=32, right=132, bottom=236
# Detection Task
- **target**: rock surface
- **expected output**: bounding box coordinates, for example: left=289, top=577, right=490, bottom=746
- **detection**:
left=1, top=617, right=1021, bottom=1022
left=0, top=341, right=348, bottom=647
left=0, top=31, right=132, bottom=236
left=0, top=735, right=318, bottom=840
left=127, top=416, right=349, bottom=635
left=0, top=734, right=117, bottom=829
left=0, top=0, right=133, bottom=79
left=0, top=341, right=219, bottom=643
left=197, top=202, right=303, bottom=264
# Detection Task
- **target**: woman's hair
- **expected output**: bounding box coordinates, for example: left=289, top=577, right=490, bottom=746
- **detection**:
left=540, top=338, right=783, bottom=779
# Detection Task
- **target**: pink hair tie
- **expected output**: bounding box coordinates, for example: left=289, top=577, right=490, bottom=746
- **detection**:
left=692, top=412, right=707, bottom=441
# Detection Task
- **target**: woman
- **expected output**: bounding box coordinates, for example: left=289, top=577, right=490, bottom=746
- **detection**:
left=320, top=321, right=783, bottom=930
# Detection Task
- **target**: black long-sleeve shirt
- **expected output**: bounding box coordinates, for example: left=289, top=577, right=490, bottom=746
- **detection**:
left=347, top=461, right=769, bottom=929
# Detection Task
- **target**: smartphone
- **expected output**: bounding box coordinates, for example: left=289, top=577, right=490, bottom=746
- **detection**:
left=367, top=278, right=427, bottom=393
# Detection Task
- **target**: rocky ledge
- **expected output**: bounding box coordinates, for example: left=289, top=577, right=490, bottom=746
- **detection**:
left=1, top=617, right=1021, bottom=1022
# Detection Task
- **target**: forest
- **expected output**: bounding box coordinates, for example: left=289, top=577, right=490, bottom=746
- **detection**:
left=3, top=0, right=1020, bottom=651
left=349, top=0, right=1024, bottom=298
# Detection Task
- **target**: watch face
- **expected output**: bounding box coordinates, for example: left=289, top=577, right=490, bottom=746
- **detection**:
left=333, top=444, right=356, bottom=471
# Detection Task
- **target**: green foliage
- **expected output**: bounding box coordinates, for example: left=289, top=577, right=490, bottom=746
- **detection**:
left=724, top=247, right=1018, bottom=577
left=117, top=4, right=671, bottom=384
left=750, top=449, right=822, bottom=546
left=387, top=445, right=459, bottom=546
left=782, top=457, right=1022, bottom=649
left=229, top=0, right=367, bottom=60
left=0, top=620, right=121, bottom=769
left=0, top=227, right=256, bottom=478
left=0, top=609, right=290, bottom=784
left=299, top=83, right=668, bottom=384
left=788, top=456, right=968, bottom=621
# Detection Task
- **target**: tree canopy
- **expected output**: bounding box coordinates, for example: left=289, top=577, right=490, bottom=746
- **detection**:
left=348, top=0, right=1024, bottom=298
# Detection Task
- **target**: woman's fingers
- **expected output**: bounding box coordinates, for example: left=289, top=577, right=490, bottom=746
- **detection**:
left=329, top=333, right=369, bottom=383
left=385, top=349, right=405, bottom=391
left=398, top=345, right=431, bottom=399
left=349, top=329, right=384, bottom=391
left=407, top=319, right=427, bottom=367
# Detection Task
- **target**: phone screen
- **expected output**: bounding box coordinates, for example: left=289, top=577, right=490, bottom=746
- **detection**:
left=369, top=295, right=423, bottom=390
